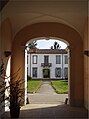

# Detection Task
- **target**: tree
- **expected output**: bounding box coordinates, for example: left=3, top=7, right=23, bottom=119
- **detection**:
left=51, top=41, right=61, bottom=49
left=27, top=41, right=37, bottom=49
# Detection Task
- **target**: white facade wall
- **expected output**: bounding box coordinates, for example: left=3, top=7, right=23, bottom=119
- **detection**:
left=27, top=53, right=68, bottom=79
left=50, top=54, right=62, bottom=79
left=63, top=54, right=68, bottom=78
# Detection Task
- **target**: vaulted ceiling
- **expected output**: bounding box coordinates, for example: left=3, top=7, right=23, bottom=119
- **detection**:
left=0, top=0, right=9, bottom=11
left=0, top=0, right=88, bottom=39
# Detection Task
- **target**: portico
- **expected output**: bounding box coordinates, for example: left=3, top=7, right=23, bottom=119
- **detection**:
left=0, top=0, right=88, bottom=114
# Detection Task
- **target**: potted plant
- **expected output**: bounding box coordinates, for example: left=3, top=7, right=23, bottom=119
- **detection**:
left=0, top=60, right=25, bottom=118
left=9, top=73, right=25, bottom=118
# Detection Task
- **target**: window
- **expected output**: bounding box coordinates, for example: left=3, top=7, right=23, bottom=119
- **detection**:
left=64, top=67, right=68, bottom=78
left=32, top=55, right=37, bottom=64
left=44, top=56, right=49, bottom=64
left=56, top=55, right=61, bottom=64
left=32, top=67, right=37, bottom=77
left=55, top=68, right=61, bottom=77
left=65, top=55, right=68, bottom=64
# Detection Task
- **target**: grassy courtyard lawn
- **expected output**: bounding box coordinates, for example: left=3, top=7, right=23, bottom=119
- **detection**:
left=27, top=80, right=42, bottom=93
left=51, top=80, right=68, bottom=94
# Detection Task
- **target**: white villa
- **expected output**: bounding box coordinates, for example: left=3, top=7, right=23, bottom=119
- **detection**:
left=27, top=49, right=68, bottom=79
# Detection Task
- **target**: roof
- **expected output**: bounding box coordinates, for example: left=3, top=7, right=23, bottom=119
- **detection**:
left=27, top=49, right=68, bottom=54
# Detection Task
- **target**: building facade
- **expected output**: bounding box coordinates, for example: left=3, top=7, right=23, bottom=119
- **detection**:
left=27, top=49, right=68, bottom=79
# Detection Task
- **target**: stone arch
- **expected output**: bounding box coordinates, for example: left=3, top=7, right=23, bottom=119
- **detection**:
left=11, top=22, right=84, bottom=107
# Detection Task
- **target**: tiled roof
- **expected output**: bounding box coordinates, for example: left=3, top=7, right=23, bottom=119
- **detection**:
left=28, top=49, right=67, bottom=54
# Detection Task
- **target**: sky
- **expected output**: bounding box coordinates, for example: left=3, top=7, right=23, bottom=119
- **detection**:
left=36, top=39, right=67, bottom=49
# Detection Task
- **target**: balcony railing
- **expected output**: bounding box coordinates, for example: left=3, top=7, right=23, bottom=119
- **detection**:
left=41, top=63, right=52, bottom=67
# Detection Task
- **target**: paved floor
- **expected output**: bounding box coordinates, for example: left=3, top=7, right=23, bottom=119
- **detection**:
left=1, top=80, right=88, bottom=119
left=28, top=93, right=68, bottom=104
left=37, top=80, right=56, bottom=94
left=28, top=81, right=68, bottom=104
left=2, top=104, right=88, bottom=119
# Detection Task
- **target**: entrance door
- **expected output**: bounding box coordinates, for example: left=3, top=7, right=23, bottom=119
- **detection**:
left=43, top=69, right=50, bottom=78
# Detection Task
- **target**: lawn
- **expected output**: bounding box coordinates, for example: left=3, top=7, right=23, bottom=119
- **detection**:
left=51, top=80, right=68, bottom=94
left=27, top=80, right=42, bottom=93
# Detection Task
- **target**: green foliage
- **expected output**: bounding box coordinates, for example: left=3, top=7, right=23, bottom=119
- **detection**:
left=53, top=41, right=61, bottom=49
left=51, top=80, right=68, bottom=94
left=10, top=77, right=25, bottom=107
left=28, top=41, right=37, bottom=49
left=27, top=80, right=42, bottom=93
left=0, top=59, right=9, bottom=104
left=0, top=62, right=25, bottom=108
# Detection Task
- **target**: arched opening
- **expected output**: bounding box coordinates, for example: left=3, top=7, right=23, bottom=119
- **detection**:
left=25, top=38, right=69, bottom=105
left=11, top=22, right=84, bottom=107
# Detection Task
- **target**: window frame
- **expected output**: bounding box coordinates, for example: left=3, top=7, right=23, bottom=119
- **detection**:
left=64, top=67, right=68, bottom=78
left=32, top=67, right=37, bottom=78
left=32, top=55, right=38, bottom=64
left=65, top=55, right=68, bottom=64
left=44, top=55, right=49, bottom=64
left=56, top=55, right=61, bottom=64
left=55, top=67, right=61, bottom=78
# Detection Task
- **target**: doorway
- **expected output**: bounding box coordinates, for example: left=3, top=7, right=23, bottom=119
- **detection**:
left=43, top=69, right=50, bottom=78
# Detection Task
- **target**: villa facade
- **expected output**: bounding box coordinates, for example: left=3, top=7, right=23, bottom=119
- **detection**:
left=27, top=49, right=68, bottom=79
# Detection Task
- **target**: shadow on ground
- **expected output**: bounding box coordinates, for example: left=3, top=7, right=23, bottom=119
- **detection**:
left=2, top=104, right=88, bottom=119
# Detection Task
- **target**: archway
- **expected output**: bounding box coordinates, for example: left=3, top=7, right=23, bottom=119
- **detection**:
left=25, top=38, right=69, bottom=105
left=11, top=22, right=84, bottom=107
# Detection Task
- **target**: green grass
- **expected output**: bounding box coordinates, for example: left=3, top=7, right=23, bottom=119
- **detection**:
left=51, top=80, right=68, bottom=94
left=27, top=80, right=42, bottom=93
